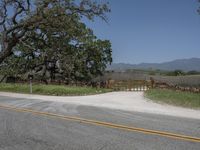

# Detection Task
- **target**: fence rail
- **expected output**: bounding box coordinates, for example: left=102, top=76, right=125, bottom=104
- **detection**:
left=109, top=80, right=151, bottom=91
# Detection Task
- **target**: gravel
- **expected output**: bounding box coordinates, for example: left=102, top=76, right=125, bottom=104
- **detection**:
left=0, top=91, right=199, bottom=119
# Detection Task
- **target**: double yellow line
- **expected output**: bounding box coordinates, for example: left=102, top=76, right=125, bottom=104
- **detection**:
left=0, top=104, right=200, bottom=143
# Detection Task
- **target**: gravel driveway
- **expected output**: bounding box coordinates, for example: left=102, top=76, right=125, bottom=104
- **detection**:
left=0, top=91, right=199, bottom=119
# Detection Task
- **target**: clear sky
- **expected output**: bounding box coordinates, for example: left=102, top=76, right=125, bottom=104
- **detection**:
left=84, top=0, right=200, bottom=64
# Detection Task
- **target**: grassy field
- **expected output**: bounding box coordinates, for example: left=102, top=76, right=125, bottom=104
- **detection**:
left=145, top=89, right=200, bottom=109
left=0, top=83, right=112, bottom=96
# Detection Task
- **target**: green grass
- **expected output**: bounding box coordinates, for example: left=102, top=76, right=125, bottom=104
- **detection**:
left=0, top=83, right=112, bottom=96
left=145, top=89, right=200, bottom=109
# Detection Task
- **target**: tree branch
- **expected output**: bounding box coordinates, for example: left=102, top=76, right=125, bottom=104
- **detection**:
left=12, top=0, right=31, bottom=25
left=0, top=2, right=7, bottom=25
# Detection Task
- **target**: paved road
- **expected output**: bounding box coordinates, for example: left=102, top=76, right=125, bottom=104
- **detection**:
left=0, top=96, right=199, bottom=150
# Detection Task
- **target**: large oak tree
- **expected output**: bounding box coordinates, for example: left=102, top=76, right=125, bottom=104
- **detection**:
left=0, top=0, right=112, bottom=83
left=0, top=0, right=110, bottom=64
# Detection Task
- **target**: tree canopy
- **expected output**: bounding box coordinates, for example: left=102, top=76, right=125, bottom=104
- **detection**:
left=0, top=0, right=112, bottom=83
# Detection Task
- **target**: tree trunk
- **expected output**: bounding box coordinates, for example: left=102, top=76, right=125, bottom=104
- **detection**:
left=0, top=75, right=6, bottom=83
left=0, top=34, right=17, bottom=64
left=0, top=48, right=13, bottom=64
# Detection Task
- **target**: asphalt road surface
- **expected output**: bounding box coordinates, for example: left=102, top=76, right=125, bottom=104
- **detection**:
left=0, top=95, right=199, bottom=150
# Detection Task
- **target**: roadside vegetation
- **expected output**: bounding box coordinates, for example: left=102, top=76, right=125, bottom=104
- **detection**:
left=0, top=83, right=112, bottom=96
left=145, top=89, right=200, bottom=109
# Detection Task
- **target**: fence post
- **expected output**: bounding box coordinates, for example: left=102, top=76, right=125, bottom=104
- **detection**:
left=28, top=74, right=33, bottom=94
left=30, top=79, right=32, bottom=94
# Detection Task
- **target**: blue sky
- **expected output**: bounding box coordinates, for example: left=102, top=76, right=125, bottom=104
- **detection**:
left=84, top=0, right=200, bottom=64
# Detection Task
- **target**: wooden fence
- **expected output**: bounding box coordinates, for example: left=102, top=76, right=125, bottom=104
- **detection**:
left=108, top=80, right=151, bottom=91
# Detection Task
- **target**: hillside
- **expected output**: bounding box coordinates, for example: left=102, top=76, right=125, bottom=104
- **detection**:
left=107, top=58, right=200, bottom=71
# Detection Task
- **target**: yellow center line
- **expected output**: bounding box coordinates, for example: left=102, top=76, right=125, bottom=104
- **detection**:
left=0, top=104, right=200, bottom=143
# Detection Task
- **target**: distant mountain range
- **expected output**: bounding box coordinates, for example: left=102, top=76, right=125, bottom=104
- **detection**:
left=107, top=58, right=200, bottom=71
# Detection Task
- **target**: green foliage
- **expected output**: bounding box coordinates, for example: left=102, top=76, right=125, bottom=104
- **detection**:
left=0, top=0, right=112, bottom=83
left=148, top=71, right=156, bottom=75
left=0, top=83, right=112, bottom=96
left=186, top=70, right=200, bottom=75
left=165, top=70, right=186, bottom=76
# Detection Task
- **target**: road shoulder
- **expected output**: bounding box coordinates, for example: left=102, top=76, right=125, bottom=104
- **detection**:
left=0, top=91, right=200, bottom=120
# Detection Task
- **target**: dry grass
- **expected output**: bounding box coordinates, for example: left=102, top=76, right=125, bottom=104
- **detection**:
left=145, top=89, right=200, bottom=109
